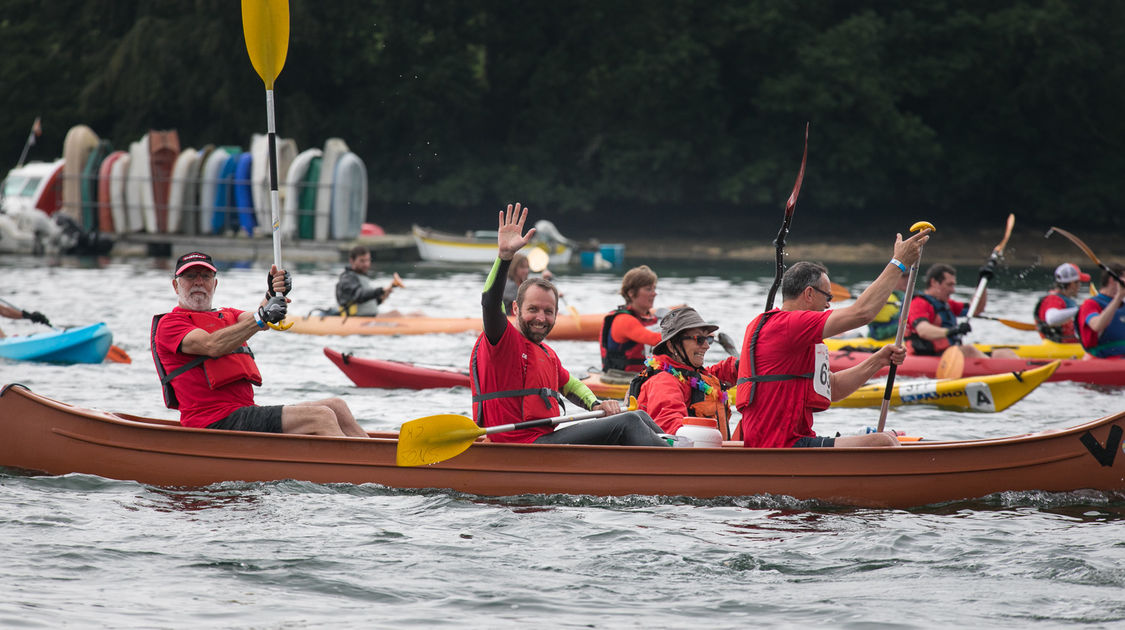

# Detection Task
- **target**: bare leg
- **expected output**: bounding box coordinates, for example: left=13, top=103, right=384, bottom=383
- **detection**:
left=292, top=397, right=368, bottom=437
left=834, top=432, right=900, bottom=447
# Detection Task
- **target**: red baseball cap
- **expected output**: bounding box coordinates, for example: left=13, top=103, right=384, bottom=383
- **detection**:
left=174, top=252, right=217, bottom=276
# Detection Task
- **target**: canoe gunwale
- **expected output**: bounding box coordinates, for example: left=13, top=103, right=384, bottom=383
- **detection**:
left=3, top=385, right=1123, bottom=508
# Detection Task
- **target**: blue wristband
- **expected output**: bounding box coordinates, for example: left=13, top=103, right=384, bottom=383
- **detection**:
left=253, top=311, right=268, bottom=330
left=889, top=258, right=907, bottom=274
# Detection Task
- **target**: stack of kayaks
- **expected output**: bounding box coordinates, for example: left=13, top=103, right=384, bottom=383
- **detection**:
left=55, top=125, right=367, bottom=240
left=0, top=323, right=113, bottom=364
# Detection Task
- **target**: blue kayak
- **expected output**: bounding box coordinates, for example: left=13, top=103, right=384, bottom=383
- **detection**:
left=0, top=323, right=113, bottom=364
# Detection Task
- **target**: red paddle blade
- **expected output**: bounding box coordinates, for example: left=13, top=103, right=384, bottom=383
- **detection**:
left=784, top=122, right=809, bottom=218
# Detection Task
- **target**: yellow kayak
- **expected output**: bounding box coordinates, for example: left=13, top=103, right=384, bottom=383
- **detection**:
left=823, top=337, right=1084, bottom=359
left=830, top=360, right=1059, bottom=412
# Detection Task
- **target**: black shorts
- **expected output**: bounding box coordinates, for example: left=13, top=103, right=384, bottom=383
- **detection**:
left=792, top=435, right=836, bottom=448
left=206, top=405, right=283, bottom=433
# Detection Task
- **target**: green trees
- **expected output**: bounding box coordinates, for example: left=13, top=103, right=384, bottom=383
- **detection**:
left=3, top=0, right=1122, bottom=234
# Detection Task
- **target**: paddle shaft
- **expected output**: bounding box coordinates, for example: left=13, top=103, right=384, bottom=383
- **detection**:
left=966, top=214, right=1014, bottom=324
left=484, top=408, right=607, bottom=436
left=265, top=90, right=282, bottom=269
left=876, top=255, right=923, bottom=431
left=764, top=123, right=808, bottom=312
left=1047, top=226, right=1125, bottom=286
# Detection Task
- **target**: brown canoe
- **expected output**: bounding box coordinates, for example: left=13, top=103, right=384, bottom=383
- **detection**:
left=1, top=384, right=1122, bottom=509
left=284, top=312, right=605, bottom=341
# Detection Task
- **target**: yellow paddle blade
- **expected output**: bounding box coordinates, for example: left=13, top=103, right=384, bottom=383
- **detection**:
left=936, top=346, right=964, bottom=379
left=396, top=414, right=486, bottom=467
left=241, top=0, right=290, bottom=89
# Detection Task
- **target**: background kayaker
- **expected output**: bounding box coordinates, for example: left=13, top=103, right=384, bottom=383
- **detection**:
left=1077, top=262, right=1125, bottom=358
left=471, top=204, right=668, bottom=446
left=735, top=228, right=930, bottom=448
left=0, top=301, right=50, bottom=338
left=866, top=272, right=910, bottom=341
left=1034, top=263, right=1090, bottom=344
left=599, top=265, right=662, bottom=373
left=632, top=307, right=738, bottom=439
left=336, top=245, right=403, bottom=317
left=905, top=263, right=989, bottom=359
left=501, top=252, right=553, bottom=314
left=153, top=251, right=368, bottom=437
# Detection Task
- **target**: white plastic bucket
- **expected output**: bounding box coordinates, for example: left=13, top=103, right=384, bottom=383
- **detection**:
left=675, top=417, right=723, bottom=448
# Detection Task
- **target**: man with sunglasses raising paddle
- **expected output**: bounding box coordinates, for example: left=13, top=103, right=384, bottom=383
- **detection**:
left=735, top=229, right=929, bottom=449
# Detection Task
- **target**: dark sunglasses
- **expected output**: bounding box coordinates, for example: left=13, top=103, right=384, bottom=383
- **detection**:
left=809, top=285, right=833, bottom=301
left=684, top=334, right=715, bottom=345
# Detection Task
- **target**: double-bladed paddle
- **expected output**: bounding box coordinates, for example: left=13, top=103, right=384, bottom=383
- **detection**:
left=876, top=221, right=934, bottom=432
left=1046, top=226, right=1124, bottom=287
left=0, top=297, right=131, bottom=364
left=939, top=214, right=1016, bottom=379
left=397, top=397, right=639, bottom=467
left=241, top=0, right=292, bottom=330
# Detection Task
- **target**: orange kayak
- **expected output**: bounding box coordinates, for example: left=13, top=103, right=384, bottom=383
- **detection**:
left=285, top=312, right=604, bottom=341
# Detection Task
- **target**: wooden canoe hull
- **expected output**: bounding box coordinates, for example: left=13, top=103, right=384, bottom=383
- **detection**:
left=830, top=351, right=1125, bottom=386
left=2, top=385, right=1123, bottom=509
left=285, top=312, right=604, bottom=341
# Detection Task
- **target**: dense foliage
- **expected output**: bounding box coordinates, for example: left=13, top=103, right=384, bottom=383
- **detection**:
left=2, top=0, right=1122, bottom=237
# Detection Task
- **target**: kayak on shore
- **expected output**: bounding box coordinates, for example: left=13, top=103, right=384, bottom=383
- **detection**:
left=2, top=383, right=1122, bottom=509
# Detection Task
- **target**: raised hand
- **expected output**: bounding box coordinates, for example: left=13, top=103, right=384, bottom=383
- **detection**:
left=497, top=203, right=536, bottom=260
left=892, top=228, right=931, bottom=267
left=267, top=265, right=292, bottom=297
left=258, top=295, right=288, bottom=324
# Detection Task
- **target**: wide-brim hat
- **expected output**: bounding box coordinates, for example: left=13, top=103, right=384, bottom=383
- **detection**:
left=652, top=306, right=719, bottom=355
left=175, top=251, right=217, bottom=276
left=1054, top=262, right=1090, bottom=284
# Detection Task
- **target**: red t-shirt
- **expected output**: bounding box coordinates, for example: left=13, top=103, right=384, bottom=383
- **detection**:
left=471, top=320, right=570, bottom=443
left=155, top=307, right=256, bottom=428
left=735, top=309, right=831, bottom=448
left=1037, top=293, right=1079, bottom=342
left=1078, top=297, right=1107, bottom=350
left=905, top=296, right=966, bottom=354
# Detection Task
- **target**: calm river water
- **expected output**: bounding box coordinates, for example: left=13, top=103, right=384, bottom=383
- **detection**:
left=2, top=253, right=1123, bottom=628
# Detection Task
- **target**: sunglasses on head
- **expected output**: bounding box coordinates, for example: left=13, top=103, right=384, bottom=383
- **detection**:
left=684, top=334, right=715, bottom=345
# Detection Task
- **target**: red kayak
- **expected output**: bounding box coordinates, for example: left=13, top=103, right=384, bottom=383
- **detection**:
left=325, top=348, right=470, bottom=389
left=829, top=350, right=1125, bottom=386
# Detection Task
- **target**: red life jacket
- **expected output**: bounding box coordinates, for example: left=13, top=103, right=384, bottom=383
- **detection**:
left=151, top=311, right=263, bottom=410
left=735, top=310, right=830, bottom=412
left=469, top=330, right=567, bottom=427
left=600, top=307, right=657, bottom=372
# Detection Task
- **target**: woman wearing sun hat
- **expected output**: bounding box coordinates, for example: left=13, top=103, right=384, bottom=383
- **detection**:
left=630, top=307, right=739, bottom=439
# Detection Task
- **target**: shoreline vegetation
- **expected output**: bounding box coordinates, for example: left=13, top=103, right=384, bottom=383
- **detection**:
left=619, top=228, right=1120, bottom=267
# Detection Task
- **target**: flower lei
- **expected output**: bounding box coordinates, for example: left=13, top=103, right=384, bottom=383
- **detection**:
left=645, top=357, right=728, bottom=403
